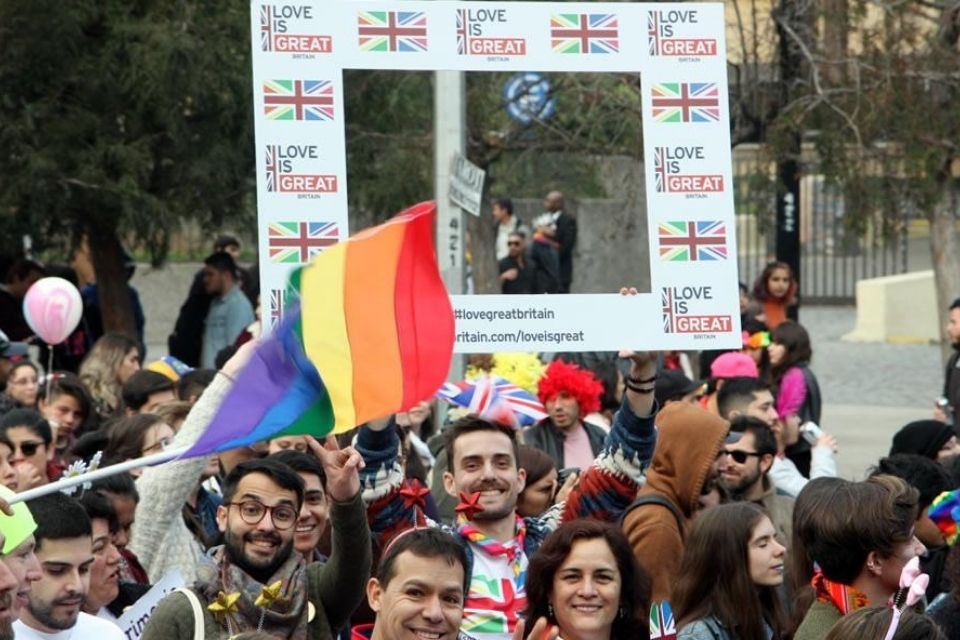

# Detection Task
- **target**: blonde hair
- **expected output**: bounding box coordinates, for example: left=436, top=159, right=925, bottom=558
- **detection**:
left=79, top=333, right=139, bottom=416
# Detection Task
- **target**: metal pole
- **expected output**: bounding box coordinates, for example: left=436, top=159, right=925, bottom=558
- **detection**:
left=435, top=70, right=466, bottom=381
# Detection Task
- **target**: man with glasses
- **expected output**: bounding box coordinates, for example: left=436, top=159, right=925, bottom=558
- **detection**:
left=144, top=455, right=371, bottom=639
left=720, top=416, right=795, bottom=544
left=497, top=232, right=535, bottom=295
left=0, top=410, right=55, bottom=489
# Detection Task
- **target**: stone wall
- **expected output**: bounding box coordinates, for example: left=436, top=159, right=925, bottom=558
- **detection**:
left=509, top=155, right=650, bottom=294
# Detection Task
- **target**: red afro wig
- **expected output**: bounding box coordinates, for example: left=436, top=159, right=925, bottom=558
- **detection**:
left=537, top=360, right=603, bottom=415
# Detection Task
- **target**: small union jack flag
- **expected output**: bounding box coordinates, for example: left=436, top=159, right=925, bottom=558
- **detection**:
left=436, top=375, right=547, bottom=428
left=654, top=147, right=669, bottom=192
left=260, top=6, right=275, bottom=52
left=662, top=288, right=677, bottom=334
left=652, top=83, right=720, bottom=123
left=551, top=13, right=619, bottom=54
left=269, top=288, right=287, bottom=325
left=647, top=12, right=662, bottom=56
left=268, top=222, right=339, bottom=264
left=263, top=80, right=334, bottom=121
left=658, top=221, right=727, bottom=262
left=649, top=601, right=677, bottom=639
left=358, top=11, right=428, bottom=52
left=455, top=9, right=469, bottom=55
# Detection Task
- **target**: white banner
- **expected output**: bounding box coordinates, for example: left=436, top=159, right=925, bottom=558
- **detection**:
left=117, top=570, right=185, bottom=640
left=252, top=1, right=741, bottom=352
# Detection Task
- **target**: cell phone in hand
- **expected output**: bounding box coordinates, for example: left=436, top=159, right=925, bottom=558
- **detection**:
left=799, top=421, right=823, bottom=446
left=556, top=467, right=580, bottom=486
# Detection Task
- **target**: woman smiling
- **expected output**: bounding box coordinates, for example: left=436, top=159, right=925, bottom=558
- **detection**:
left=523, top=519, right=650, bottom=640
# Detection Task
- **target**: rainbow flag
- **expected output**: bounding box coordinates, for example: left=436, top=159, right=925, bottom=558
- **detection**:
left=182, top=202, right=453, bottom=457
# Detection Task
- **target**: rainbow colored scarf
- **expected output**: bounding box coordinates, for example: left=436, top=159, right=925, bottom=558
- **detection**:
left=457, top=516, right=526, bottom=577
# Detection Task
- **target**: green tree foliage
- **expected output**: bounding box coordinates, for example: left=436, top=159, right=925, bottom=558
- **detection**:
left=0, top=1, right=254, bottom=332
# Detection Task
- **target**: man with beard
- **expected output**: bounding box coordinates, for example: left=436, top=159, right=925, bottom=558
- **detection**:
left=522, top=360, right=607, bottom=470
left=13, top=492, right=124, bottom=639
left=0, top=486, right=40, bottom=640
left=717, top=376, right=837, bottom=497
left=357, top=351, right=658, bottom=640
left=720, top=416, right=795, bottom=544
left=621, top=402, right=729, bottom=602
left=939, top=298, right=960, bottom=433
left=144, top=454, right=371, bottom=639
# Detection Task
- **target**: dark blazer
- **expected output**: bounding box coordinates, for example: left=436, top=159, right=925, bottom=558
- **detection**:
left=553, top=211, right=578, bottom=292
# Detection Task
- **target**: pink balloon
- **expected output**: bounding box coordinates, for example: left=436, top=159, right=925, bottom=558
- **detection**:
left=22, top=277, right=83, bottom=345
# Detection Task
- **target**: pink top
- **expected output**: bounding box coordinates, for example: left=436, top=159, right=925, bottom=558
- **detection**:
left=564, top=423, right=596, bottom=470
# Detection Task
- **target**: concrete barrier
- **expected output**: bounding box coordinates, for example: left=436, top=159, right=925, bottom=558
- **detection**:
left=843, top=270, right=939, bottom=344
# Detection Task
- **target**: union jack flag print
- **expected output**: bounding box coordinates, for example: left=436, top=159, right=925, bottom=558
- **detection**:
left=263, top=80, right=334, bottom=121
left=268, top=222, right=339, bottom=264
left=455, top=9, right=469, bottom=55
left=358, top=11, right=428, bottom=52
left=649, top=601, right=677, bottom=639
left=647, top=12, right=662, bottom=56
left=269, top=288, right=288, bottom=325
left=658, top=221, right=727, bottom=262
left=654, top=148, right=668, bottom=192
left=436, top=375, right=547, bottom=428
left=662, top=288, right=677, bottom=333
left=652, top=83, right=720, bottom=123
left=550, top=14, right=619, bottom=54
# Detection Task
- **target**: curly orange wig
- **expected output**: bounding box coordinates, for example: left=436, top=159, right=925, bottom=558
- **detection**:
left=537, top=360, right=603, bottom=415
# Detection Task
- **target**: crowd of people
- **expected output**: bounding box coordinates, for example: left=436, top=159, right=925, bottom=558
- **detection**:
left=0, top=221, right=957, bottom=640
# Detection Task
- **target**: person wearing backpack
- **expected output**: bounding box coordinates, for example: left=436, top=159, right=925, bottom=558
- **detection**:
left=622, top=402, right=729, bottom=602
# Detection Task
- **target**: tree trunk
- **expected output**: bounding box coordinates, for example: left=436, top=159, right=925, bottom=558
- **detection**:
left=930, top=182, right=960, bottom=364
left=86, top=221, right=136, bottom=337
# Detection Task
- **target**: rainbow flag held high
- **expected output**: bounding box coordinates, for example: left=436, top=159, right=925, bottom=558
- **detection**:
left=182, top=202, right=454, bottom=457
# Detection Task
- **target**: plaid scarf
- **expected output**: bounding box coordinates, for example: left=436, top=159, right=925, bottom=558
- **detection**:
left=195, top=545, right=310, bottom=639
left=811, top=569, right=869, bottom=615
left=457, top=515, right=527, bottom=577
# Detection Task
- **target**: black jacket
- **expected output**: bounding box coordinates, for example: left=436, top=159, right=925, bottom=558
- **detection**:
left=554, top=211, right=577, bottom=292
left=521, top=418, right=607, bottom=469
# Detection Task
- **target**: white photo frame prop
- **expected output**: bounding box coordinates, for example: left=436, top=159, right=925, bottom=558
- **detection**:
left=252, top=1, right=741, bottom=353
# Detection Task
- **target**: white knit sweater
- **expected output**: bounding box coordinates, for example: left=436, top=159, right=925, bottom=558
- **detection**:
left=129, top=373, right=231, bottom=583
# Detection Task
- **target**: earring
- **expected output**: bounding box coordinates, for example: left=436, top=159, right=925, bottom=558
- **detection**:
left=619, top=607, right=627, bottom=619
left=548, top=604, right=554, bottom=619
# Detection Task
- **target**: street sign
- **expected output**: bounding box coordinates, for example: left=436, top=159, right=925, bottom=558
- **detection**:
left=503, top=72, right=555, bottom=125
left=449, top=152, right=485, bottom=217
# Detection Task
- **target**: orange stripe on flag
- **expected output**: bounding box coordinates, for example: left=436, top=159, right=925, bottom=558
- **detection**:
left=344, top=221, right=404, bottom=424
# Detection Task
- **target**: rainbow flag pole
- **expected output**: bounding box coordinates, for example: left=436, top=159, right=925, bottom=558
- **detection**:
left=6, top=448, right=186, bottom=505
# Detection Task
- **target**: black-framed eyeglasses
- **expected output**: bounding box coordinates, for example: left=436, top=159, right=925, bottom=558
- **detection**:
left=507, top=241, right=521, bottom=246
left=723, top=450, right=763, bottom=464
left=225, top=501, right=298, bottom=530
left=14, top=441, right=44, bottom=457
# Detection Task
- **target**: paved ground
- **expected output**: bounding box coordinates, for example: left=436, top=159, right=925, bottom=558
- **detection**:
left=796, top=305, right=944, bottom=480
left=132, top=263, right=945, bottom=480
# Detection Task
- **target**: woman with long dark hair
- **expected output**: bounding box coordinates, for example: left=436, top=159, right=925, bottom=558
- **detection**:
left=673, top=503, right=786, bottom=640
left=524, top=519, right=650, bottom=640
left=767, top=320, right=829, bottom=478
